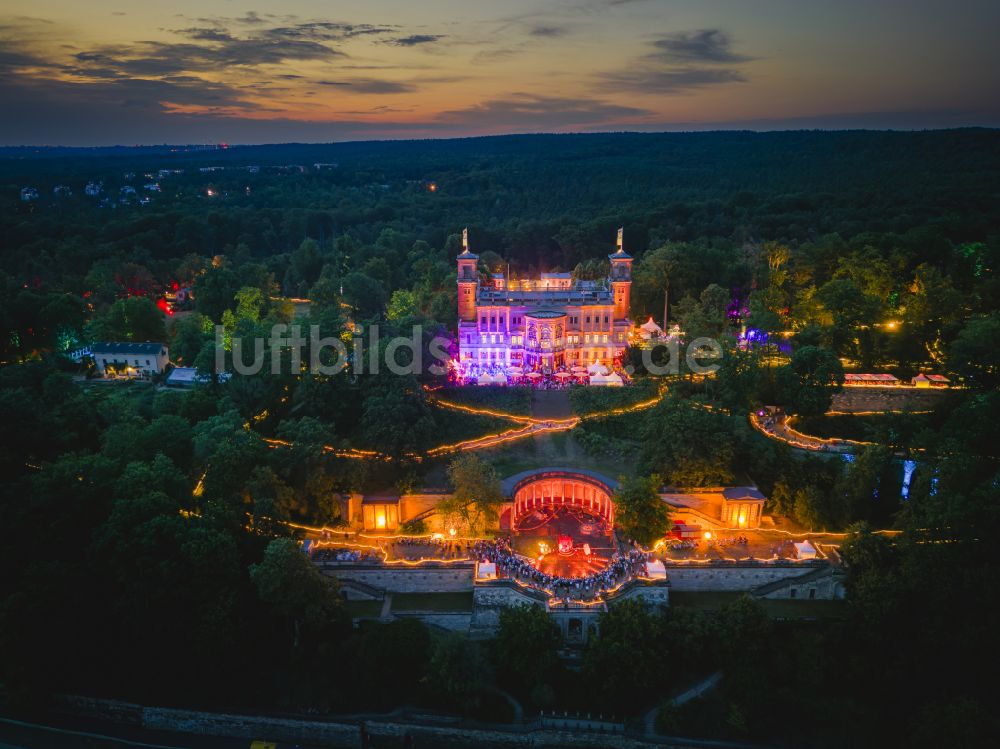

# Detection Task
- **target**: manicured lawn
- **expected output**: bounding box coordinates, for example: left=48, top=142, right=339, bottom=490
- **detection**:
left=668, top=591, right=742, bottom=610
left=344, top=600, right=384, bottom=618
left=568, top=379, right=660, bottom=416
left=427, top=405, right=511, bottom=445
left=478, top=430, right=636, bottom=480
left=438, top=385, right=533, bottom=416
left=795, top=412, right=936, bottom=444
left=391, top=592, right=474, bottom=612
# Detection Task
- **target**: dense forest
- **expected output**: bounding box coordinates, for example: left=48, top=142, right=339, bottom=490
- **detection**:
left=1, top=130, right=999, bottom=747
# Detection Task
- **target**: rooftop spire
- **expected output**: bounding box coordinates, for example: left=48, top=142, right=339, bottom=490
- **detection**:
left=457, top=227, right=478, bottom=260
left=609, top=227, right=631, bottom=260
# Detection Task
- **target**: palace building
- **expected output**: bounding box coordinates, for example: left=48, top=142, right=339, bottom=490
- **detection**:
left=457, top=229, right=633, bottom=371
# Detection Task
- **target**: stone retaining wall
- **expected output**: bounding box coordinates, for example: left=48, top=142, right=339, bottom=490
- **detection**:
left=831, top=387, right=949, bottom=413
left=322, top=564, right=475, bottom=593
left=325, top=562, right=837, bottom=600
left=611, top=581, right=671, bottom=606
left=57, top=695, right=695, bottom=749
left=142, top=706, right=360, bottom=746
left=756, top=571, right=844, bottom=600
left=368, top=720, right=672, bottom=748
left=393, top=611, right=473, bottom=631
left=664, top=564, right=832, bottom=593
left=472, top=584, right=547, bottom=633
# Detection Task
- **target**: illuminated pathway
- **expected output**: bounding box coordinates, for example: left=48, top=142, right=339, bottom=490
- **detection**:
left=426, top=418, right=579, bottom=456
left=749, top=411, right=859, bottom=453
left=750, top=410, right=929, bottom=458
left=421, top=386, right=667, bottom=456
left=261, top=385, right=668, bottom=461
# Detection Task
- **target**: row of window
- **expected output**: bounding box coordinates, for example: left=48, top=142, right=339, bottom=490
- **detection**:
left=567, top=314, right=611, bottom=326
left=481, top=315, right=529, bottom=327
left=472, top=333, right=623, bottom=345
left=476, top=313, right=613, bottom=328
left=99, top=357, right=157, bottom=367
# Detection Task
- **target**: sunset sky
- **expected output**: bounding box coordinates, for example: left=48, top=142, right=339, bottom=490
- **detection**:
left=2, top=0, right=998, bottom=145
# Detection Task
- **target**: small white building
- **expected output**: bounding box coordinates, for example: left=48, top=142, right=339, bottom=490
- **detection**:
left=92, top=342, right=169, bottom=378
left=638, top=316, right=665, bottom=340
left=793, top=540, right=818, bottom=560
left=912, top=373, right=950, bottom=388
left=164, top=366, right=231, bottom=387
left=589, top=371, right=624, bottom=387
left=721, top=487, right=767, bottom=529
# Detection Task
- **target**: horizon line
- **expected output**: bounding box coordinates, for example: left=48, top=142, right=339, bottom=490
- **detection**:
left=2, top=125, right=998, bottom=152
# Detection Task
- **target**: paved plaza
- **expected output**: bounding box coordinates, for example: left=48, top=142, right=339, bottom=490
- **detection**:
left=654, top=529, right=848, bottom=563
left=510, top=505, right=615, bottom=578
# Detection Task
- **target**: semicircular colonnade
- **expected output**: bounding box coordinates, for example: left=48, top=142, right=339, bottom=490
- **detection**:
left=503, top=468, right=619, bottom=528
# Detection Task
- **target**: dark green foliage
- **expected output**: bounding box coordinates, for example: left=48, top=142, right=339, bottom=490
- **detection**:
left=568, top=379, right=659, bottom=415
left=493, top=604, right=561, bottom=699
left=86, top=295, right=167, bottom=342
left=775, top=345, right=844, bottom=417
left=427, top=633, right=493, bottom=715
left=613, top=474, right=671, bottom=545
left=441, top=385, right=533, bottom=416
left=639, top=397, right=742, bottom=486
left=583, top=599, right=669, bottom=713
left=442, top=452, right=506, bottom=533
left=948, top=312, right=1000, bottom=390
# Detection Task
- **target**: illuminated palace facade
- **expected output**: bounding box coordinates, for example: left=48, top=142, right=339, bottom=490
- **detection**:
left=457, top=230, right=633, bottom=370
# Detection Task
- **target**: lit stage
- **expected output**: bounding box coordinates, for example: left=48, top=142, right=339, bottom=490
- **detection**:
left=510, top=505, right=614, bottom=578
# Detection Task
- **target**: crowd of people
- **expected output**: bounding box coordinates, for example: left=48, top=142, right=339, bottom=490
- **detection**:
left=473, top=538, right=650, bottom=601
left=312, top=547, right=382, bottom=565
left=311, top=530, right=655, bottom=601
left=714, top=535, right=750, bottom=547
left=454, top=362, right=631, bottom=389
left=663, top=538, right=697, bottom=551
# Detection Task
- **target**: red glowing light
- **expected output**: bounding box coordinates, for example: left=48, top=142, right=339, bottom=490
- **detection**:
left=156, top=298, right=174, bottom=316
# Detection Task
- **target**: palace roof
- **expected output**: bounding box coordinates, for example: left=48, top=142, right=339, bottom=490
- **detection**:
left=476, top=287, right=614, bottom=306
left=92, top=341, right=167, bottom=355
left=500, top=467, right=619, bottom=498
